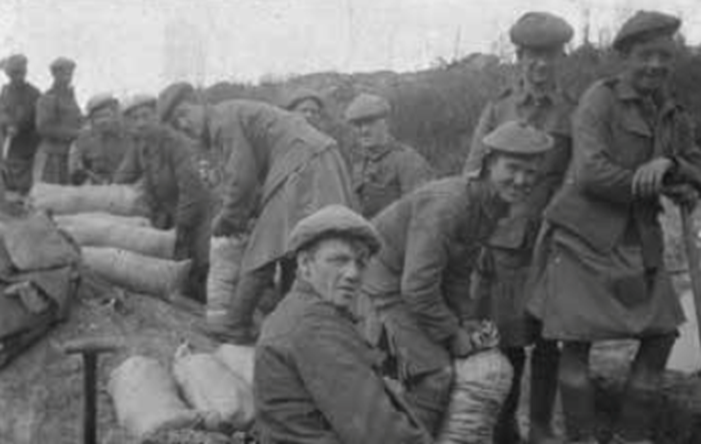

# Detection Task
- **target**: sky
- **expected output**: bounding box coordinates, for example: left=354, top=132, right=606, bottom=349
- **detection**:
left=1, top=0, right=700, bottom=105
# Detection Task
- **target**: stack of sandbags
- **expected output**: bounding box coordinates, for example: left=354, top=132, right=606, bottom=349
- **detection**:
left=207, top=235, right=248, bottom=326
left=53, top=212, right=151, bottom=228
left=214, top=344, right=255, bottom=387
left=30, top=182, right=150, bottom=217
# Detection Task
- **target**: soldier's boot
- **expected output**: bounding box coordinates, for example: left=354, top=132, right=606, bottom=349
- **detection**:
left=612, top=334, right=675, bottom=444
left=405, top=365, right=454, bottom=436
left=495, top=347, right=526, bottom=444
left=559, top=341, right=597, bottom=444
left=528, top=339, right=562, bottom=444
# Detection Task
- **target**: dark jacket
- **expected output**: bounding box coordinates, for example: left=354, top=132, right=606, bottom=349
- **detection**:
left=0, top=81, right=41, bottom=160
left=35, top=85, right=82, bottom=155
left=69, top=124, right=133, bottom=184
left=545, top=76, right=701, bottom=269
left=366, top=177, right=508, bottom=343
left=255, top=280, right=432, bottom=444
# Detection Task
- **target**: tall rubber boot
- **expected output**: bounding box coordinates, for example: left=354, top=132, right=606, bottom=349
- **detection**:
left=529, top=338, right=562, bottom=444
left=495, top=347, right=525, bottom=444
left=559, top=342, right=597, bottom=443
left=613, top=334, right=675, bottom=443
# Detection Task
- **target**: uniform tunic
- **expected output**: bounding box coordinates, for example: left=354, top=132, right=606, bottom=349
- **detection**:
left=0, top=81, right=41, bottom=193
left=34, top=85, right=83, bottom=184
left=255, top=280, right=432, bottom=444
left=361, top=177, right=508, bottom=377
left=463, top=83, right=574, bottom=346
left=528, top=76, right=701, bottom=341
left=206, top=100, right=355, bottom=273
left=353, top=139, right=434, bottom=218
left=69, top=124, right=133, bottom=184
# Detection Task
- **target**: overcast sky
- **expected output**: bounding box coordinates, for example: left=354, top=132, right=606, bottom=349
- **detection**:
left=1, top=0, right=700, bottom=105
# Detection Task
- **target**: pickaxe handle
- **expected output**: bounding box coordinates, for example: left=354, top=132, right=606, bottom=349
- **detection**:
left=680, top=206, right=701, bottom=356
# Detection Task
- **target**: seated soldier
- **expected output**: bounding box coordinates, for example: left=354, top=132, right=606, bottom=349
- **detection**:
left=255, top=205, right=432, bottom=444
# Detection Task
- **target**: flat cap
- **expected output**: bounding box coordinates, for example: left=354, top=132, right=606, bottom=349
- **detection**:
left=287, top=205, right=382, bottom=255
left=158, top=82, right=197, bottom=123
left=613, top=10, right=681, bottom=52
left=122, top=94, right=157, bottom=116
left=86, top=93, right=118, bottom=117
left=510, top=12, right=574, bottom=49
left=483, top=120, right=553, bottom=155
left=282, top=87, right=324, bottom=110
left=50, top=57, right=76, bottom=71
left=345, top=93, right=390, bottom=122
left=4, top=54, right=27, bottom=73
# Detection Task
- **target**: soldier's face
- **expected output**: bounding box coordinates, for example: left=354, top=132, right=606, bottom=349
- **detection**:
left=352, top=117, right=390, bottom=149
left=518, top=47, right=563, bottom=88
left=292, top=99, right=323, bottom=127
left=7, top=68, right=26, bottom=83
left=52, top=68, right=73, bottom=87
left=624, top=35, right=677, bottom=94
left=486, top=153, right=542, bottom=203
left=91, top=106, right=119, bottom=132
left=172, top=103, right=206, bottom=139
left=125, top=105, right=158, bottom=135
left=297, top=238, right=370, bottom=312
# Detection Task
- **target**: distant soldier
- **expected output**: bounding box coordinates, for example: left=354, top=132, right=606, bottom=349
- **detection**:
left=69, top=93, right=133, bottom=185
left=362, top=121, right=554, bottom=434
left=282, top=87, right=325, bottom=130
left=34, top=57, right=83, bottom=184
left=463, top=12, right=575, bottom=444
left=528, top=11, right=701, bottom=444
left=0, top=54, right=41, bottom=194
left=160, top=83, right=356, bottom=343
left=345, top=93, right=434, bottom=218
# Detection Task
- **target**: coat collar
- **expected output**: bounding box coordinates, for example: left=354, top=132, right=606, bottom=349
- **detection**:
left=363, top=137, right=397, bottom=162
left=514, top=79, right=561, bottom=107
left=467, top=177, right=510, bottom=222
left=291, top=279, right=360, bottom=323
left=614, top=74, right=677, bottom=117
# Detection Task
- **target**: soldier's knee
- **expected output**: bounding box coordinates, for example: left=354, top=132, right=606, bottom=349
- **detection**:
left=424, top=365, right=454, bottom=398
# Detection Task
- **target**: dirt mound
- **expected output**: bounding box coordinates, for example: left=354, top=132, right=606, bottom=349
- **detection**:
left=0, top=270, right=220, bottom=444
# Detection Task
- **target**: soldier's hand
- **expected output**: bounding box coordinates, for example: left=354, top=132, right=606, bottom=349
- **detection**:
left=663, top=183, right=699, bottom=210
left=449, top=329, right=474, bottom=359
left=632, top=157, right=674, bottom=198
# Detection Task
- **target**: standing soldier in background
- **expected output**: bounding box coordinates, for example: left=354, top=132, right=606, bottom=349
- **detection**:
left=0, top=54, right=41, bottom=195
left=69, top=93, right=133, bottom=185
left=463, top=12, right=575, bottom=444
left=34, top=57, right=83, bottom=184
left=160, top=82, right=355, bottom=344
left=528, top=11, right=701, bottom=444
left=345, top=93, right=434, bottom=218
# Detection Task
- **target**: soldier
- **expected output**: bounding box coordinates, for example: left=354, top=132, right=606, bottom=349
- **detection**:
left=69, top=93, right=133, bottom=185
left=255, top=205, right=432, bottom=444
left=345, top=93, right=435, bottom=218
left=115, top=94, right=211, bottom=302
left=463, top=12, right=575, bottom=444
left=528, top=11, right=701, bottom=444
left=34, top=57, right=83, bottom=184
left=160, top=83, right=356, bottom=344
left=282, top=87, right=325, bottom=130
left=0, top=54, right=41, bottom=194
left=361, top=121, right=554, bottom=434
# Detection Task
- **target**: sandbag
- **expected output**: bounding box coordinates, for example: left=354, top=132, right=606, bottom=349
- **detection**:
left=30, top=182, right=149, bottom=217
left=54, top=212, right=151, bottom=228
left=437, top=349, right=513, bottom=444
left=214, top=344, right=255, bottom=387
left=206, top=235, right=247, bottom=325
left=82, top=247, right=191, bottom=300
left=109, top=356, right=202, bottom=440
left=59, top=215, right=175, bottom=259
left=173, top=344, right=255, bottom=433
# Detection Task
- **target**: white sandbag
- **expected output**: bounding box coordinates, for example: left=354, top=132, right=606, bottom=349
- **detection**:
left=30, top=182, right=149, bottom=216
left=214, top=344, right=255, bottom=387
left=82, top=247, right=190, bottom=300
left=108, top=356, right=202, bottom=440
left=173, top=344, right=255, bottom=433
left=437, top=349, right=513, bottom=444
left=206, top=235, right=248, bottom=325
left=59, top=216, right=175, bottom=259
left=54, top=212, right=151, bottom=228
left=667, top=290, right=701, bottom=373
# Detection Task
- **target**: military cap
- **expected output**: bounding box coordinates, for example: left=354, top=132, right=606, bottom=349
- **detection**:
left=483, top=120, right=553, bottom=155
left=4, top=54, right=27, bottom=73
left=50, top=57, right=76, bottom=72
left=86, top=93, right=118, bottom=117
left=122, top=94, right=157, bottom=116
left=287, top=205, right=382, bottom=255
left=158, top=82, right=197, bottom=123
left=344, top=93, right=391, bottom=123
left=509, top=12, right=574, bottom=49
left=613, top=10, right=681, bottom=52
left=282, top=87, right=325, bottom=111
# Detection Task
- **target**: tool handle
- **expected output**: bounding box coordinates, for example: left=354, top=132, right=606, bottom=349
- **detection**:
left=680, top=206, right=701, bottom=353
left=63, top=337, right=122, bottom=355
